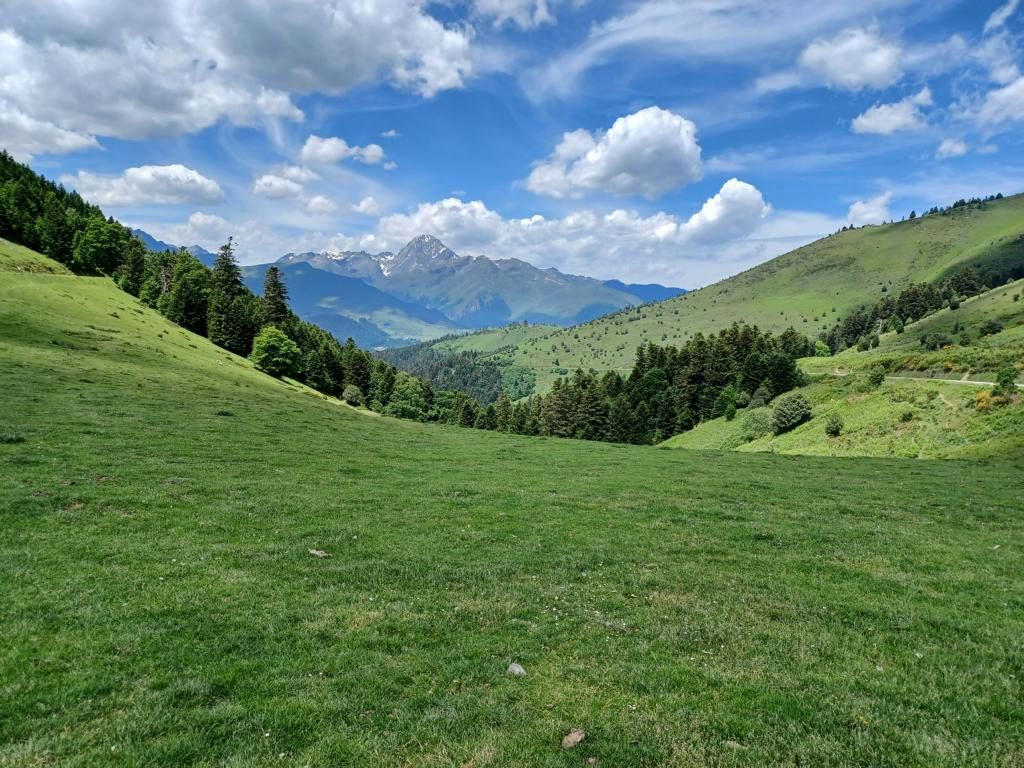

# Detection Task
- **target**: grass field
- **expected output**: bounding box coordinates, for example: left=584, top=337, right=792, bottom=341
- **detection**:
left=428, top=197, right=1024, bottom=393
left=661, top=375, right=1024, bottom=459
left=433, top=322, right=560, bottom=354
left=2, top=254, right=1023, bottom=766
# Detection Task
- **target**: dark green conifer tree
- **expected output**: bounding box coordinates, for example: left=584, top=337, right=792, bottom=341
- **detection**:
left=208, top=237, right=253, bottom=355
left=261, top=266, right=290, bottom=326
left=116, top=237, right=147, bottom=296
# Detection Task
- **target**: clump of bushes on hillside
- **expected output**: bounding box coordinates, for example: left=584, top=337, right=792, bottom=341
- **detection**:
left=772, top=393, right=813, bottom=434
left=741, top=408, right=774, bottom=442
left=825, top=413, right=843, bottom=437
left=342, top=385, right=363, bottom=406
left=979, top=319, right=1004, bottom=337
left=868, top=366, right=886, bottom=388
left=994, top=366, right=1019, bottom=398
left=921, top=332, right=953, bottom=351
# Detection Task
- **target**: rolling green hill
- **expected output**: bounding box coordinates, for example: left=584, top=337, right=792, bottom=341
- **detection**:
left=2, top=246, right=1023, bottom=765
left=436, top=195, right=1024, bottom=393
left=661, top=374, right=1023, bottom=459
left=663, top=279, right=1024, bottom=459
left=801, top=277, right=1024, bottom=381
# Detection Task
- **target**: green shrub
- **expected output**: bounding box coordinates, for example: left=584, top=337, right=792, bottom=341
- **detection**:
left=921, top=332, right=953, bottom=351
left=342, top=384, right=364, bottom=406
left=740, top=407, right=773, bottom=442
left=0, top=432, right=25, bottom=444
left=814, top=339, right=831, bottom=357
left=867, top=366, right=886, bottom=388
left=949, top=295, right=961, bottom=310
left=994, top=366, right=1018, bottom=397
left=824, top=413, right=843, bottom=437
left=772, top=393, right=812, bottom=435
left=250, top=325, right=301, bottom=378
left=979, top=319, right=1004, bottom=337
left=900, top=410, right=914, bottom=423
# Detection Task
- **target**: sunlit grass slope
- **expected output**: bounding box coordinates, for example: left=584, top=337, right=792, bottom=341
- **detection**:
left=1, top=252, right=1022, bottom=766
left=661, top=375, right=1024, bottom=459
left=438, top=196, right=1024, bottom=393
left=801, top=278, right=1024, bottom=380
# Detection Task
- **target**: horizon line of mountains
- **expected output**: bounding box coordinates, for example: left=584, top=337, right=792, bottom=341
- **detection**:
left=132, top=229, right=684, bottom=348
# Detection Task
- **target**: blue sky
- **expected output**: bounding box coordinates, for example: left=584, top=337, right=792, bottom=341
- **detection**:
left=4, top=0, right=1024, bottom=286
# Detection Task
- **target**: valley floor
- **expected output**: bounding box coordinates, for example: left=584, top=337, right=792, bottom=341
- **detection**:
left=2, top=267, right=1023, bottom=766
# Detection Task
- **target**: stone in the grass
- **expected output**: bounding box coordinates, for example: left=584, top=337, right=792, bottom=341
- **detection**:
left=506, top=662, right=526, bottom=676
left=561, top=729, right=586, bottom=749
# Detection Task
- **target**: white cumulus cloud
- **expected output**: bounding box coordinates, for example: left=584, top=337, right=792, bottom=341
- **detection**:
left=300, top=135, right=388, bottom=166
left=527, top=106, right=702, bottom=200
left=847, top=192, right=892, bottom=226
left=851, top=87, right=932, bottom=134
left=253, top=174, right=304, bottom=199
left=0, top=99, right=100, bottom=161
left=799, top=26, right=903, bottom=91
left=680, top=179, right=770, bottom=242
left=0, top=0, right=473, bottom=149
left=305, top=195, right=337, bottom=214
left=353, top=196, right=381, bottom=215
left=61, top=164, right=224, bottom=207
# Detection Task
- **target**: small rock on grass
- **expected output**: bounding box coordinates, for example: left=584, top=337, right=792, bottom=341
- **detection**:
left=507, top=663, right=526, bottom=676
left=561, top=729, right=586, bottom=749
left=308, top=549, right=330, bottom=558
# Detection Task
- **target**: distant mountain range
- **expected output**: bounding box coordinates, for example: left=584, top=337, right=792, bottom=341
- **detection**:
left=132, top=230, right=684, bottom=347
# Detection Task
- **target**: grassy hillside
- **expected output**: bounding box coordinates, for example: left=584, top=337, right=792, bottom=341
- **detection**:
left=2, top=251, right=1023, bottom=766
left=1, top=237, right=73, bottom=274
left=662, top=375, right=1023, bottom=459
left=802, top=278, right=1024, bottom=381
left=437, top=196, right=1024, bottom=393
left=433, top=322, right=559, bottom=354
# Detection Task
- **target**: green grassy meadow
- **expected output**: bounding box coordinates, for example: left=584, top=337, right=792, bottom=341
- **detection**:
left=432, top=197, right=1024, bottom=393
left=661, top=375, right=1024, bottom=458
left=2, top=253, right=1024, bottom=766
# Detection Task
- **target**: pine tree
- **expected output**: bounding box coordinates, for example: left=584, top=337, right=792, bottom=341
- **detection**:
left=116, top=237, right=147, bottom=296
left=606, top=393, right=635, bottom=443
left=261, top=266, right=290, bottom=326
left=164, top=251, right=210, bottom=335
left=494, top=391, right=513, bottom=432
left=208, top=238, right=252, bottom=355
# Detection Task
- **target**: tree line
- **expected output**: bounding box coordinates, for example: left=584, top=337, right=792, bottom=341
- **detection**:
left=457, top=325, right=813, bottom=444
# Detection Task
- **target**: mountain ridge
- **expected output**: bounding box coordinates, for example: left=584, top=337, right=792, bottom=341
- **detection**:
left=277, top=234, right=685, bottom=329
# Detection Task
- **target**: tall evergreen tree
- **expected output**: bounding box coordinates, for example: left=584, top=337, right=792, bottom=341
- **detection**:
left=494, top=391, right=513, bottom=432
left=116, top=237, right=147, bottom=296
left=261, top=266, right=290, bottom=326
left=208, top=238, right=252, bottom=355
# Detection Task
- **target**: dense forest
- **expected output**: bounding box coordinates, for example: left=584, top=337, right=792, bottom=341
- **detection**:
left=378, top=341, right=536, bottom=404
left=449, top=326, right=813, bottom=444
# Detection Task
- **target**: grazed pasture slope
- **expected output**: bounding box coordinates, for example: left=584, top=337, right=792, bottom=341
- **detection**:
left=1, top=247, right=1022, bottom=766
